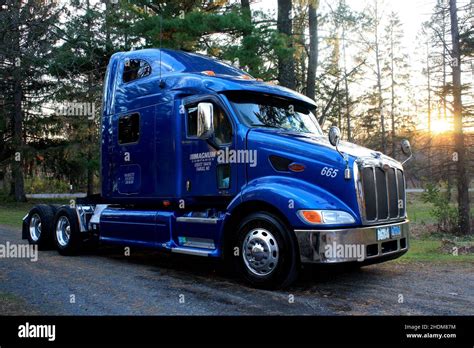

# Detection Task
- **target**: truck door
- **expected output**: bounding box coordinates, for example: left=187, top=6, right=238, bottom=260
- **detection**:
left=181, top=96, right=237, bottom=204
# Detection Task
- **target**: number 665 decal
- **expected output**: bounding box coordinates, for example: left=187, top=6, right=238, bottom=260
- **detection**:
left=321, top=166, right=339, bottom=178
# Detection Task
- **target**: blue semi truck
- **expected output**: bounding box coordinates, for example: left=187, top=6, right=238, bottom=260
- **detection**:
left=23, top=49, right=412, bottom=288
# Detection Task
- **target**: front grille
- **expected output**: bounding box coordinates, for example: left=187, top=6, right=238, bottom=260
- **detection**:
left=359, top=164, right=406, bottom=223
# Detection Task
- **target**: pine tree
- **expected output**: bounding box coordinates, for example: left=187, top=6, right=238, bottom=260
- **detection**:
left=449, top=0, right=471, bottom=235
left=382, top=12, right=411, bottom=158
left=0, top=0, right=61, bottom=201
left=48, top=0, right=116, bottom=194
left=319, top=0, right=368, bottom=140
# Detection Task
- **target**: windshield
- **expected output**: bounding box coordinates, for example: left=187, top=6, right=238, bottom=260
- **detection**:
left=226, top=93, right=322, bottom=135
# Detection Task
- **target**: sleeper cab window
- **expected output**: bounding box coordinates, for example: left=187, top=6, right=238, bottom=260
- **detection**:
left=118, top=113, right=140, bottom=144
left=186, top=102, right=232, bottom=145
left=122, top=59, right=151, bottom=83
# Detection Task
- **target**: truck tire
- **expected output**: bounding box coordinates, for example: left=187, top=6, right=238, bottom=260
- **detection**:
left=233, top=212, right=299, bottom=289
left=53, top=207, right=82, bottom=256
left=48, top=204, right=60, bottom=214
left=26, top=205, right=55, bottom=250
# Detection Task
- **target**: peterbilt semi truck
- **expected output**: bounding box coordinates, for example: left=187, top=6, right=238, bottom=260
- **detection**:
left=23, top=49, right=412, bottom=288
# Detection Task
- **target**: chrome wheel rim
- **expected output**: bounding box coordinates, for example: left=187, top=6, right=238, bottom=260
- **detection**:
left=56, top=216, right=71, bottom=247
left=29, top=214, right=42, bottom=242
left=243, top=228, right=279, bottom=277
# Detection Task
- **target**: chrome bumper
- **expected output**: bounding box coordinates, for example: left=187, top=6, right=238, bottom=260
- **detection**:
left=295, top=220, right=409, bottom=263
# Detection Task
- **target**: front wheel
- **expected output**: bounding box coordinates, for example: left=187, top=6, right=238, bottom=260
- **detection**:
left=53, top=207, right=82, bottom=255
left=233, top=212, right=299, bottom=289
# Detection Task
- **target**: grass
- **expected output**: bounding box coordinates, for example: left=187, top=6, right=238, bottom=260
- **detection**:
left=0, top=198, right=68, bottom=229
left=399, top=239, right=474, bottom=263
left=406, top=195, right=435, bottom=224
left=406, top=191, right=474, bottom=225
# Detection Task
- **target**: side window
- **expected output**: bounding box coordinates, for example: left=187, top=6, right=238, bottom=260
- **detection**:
left=123, top=59, right=151, bottom=83
left=118, top=113, right=140, bottom=144
left=213, top=106, right=232, bottom=145
left=185, top=102, right=232, bottom=145
left=186, top=105, right=198, bottom=137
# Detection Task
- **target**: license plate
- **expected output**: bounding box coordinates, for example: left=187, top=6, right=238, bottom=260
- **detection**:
left=377, top=227, right=390, bottom=241
left=391, top=225, right=401, bottom=238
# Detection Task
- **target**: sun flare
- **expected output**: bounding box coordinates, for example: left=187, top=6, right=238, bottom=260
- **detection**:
left=430, top=118, right=453, bottom=134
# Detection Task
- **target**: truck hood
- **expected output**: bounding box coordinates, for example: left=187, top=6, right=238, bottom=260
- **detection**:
left=249, top=128, right=402, bottom=167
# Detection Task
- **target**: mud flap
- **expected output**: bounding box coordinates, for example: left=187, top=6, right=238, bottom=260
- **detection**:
left=21, top=214, right=29, bottom=240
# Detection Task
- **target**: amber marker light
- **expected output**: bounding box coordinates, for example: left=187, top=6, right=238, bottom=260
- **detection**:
left=298, top=210, right=356, bottom=225
left=299, top=210, right=323, bottom=224
left=288, top=163, right=306, bottom=172
left=201, top=70, right=216, bottom=76
left=240, top=74, right=253, bottom=80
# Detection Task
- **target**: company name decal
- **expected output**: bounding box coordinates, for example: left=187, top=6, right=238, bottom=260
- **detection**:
left=189, top=149, right=257, bottom=171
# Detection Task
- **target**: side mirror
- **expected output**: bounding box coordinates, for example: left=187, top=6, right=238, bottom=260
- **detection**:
left=328, top=126, right=341, bottom=147
left=401, top=139, right=411, bottom=155
left=328, top=126, right=351, bottom=180
left=400, top=139, right=413, bottom=165
left=197, top=102, right=214, bottom=139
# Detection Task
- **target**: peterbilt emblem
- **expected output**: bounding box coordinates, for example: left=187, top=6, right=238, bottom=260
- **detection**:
left=382, top=163, right=391, bottom=171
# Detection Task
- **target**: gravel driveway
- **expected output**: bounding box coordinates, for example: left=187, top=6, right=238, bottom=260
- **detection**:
left=0, top=225, right=473, bottom=315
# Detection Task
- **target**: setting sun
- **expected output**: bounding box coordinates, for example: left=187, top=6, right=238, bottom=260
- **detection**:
left=430, top=118, right=454, bottom=134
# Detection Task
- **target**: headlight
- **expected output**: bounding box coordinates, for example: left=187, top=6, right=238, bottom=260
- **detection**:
left=298, top=210, right=355, bottom=225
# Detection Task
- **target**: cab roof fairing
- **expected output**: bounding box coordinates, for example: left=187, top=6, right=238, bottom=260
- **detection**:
left=109, top=48, right=317, bottom=109
left=111, top=48, right=250, bottom=78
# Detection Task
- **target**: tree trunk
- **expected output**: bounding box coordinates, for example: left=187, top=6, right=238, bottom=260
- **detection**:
left=105, top=0, right=112, bottom=53
left=277, top=0, right=296, bottom=89
left=374, top=0, right=386, bottom=153
left=87, top=152, right=94, bottom=196
left=12, top=80, right=26, bottom=202
left=342, top=22, right=351, bottom=141
left=305, top=0, right=318, bottom=100
left=86, top=1, right=95, bottom=197
left=449, top=0, right=471, bottom=235
left=426, top=42, right=432, bottom=134
left=11, top=1, right=26, bottom=202
left=442, top=12, right=448, bottom=121
left=426, top=41, right=432, bottom=176
left=241, top=0, right=251, bottom=20
left=337, top=86, right=342, bottom=130
left=390, top=25, right=396, bottom=157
